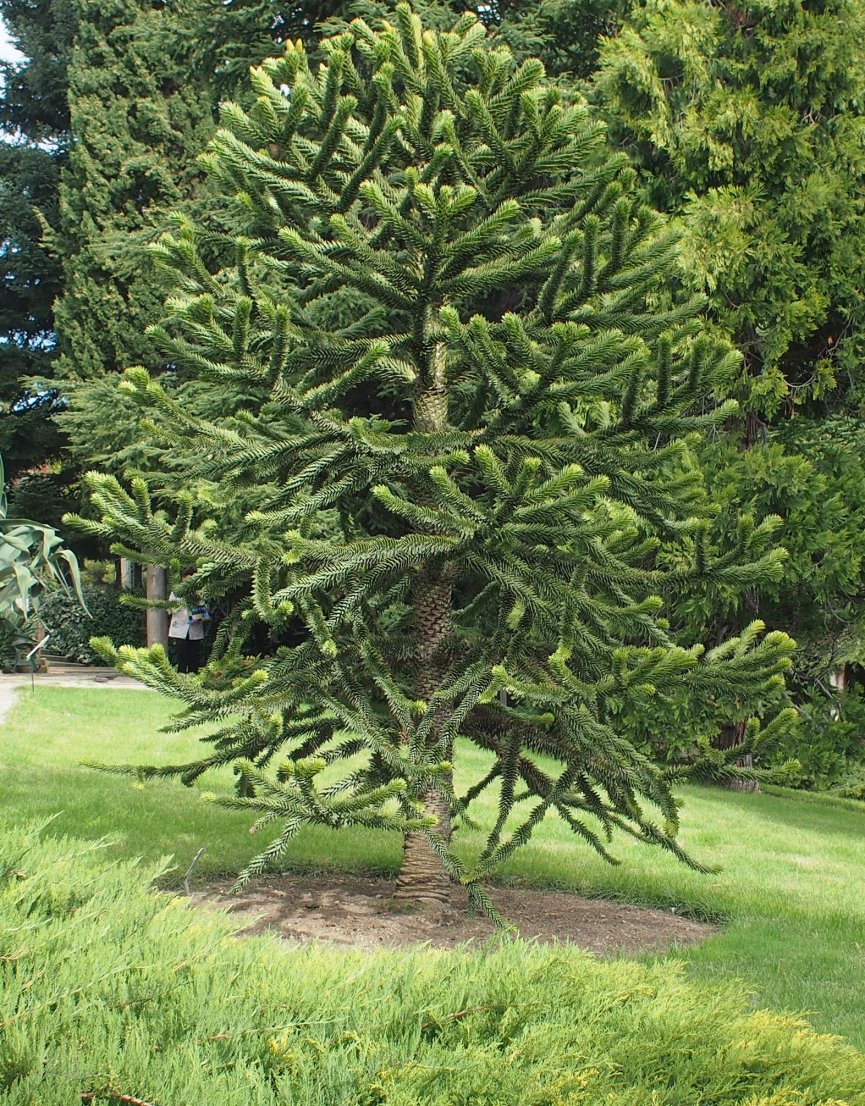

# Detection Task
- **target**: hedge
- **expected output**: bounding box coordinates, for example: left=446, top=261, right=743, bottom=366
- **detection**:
left=37, top=584, right=146, bottom=664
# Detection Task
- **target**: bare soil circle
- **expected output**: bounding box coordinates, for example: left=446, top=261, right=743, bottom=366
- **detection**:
left=193, top=873, right=717, bottom=954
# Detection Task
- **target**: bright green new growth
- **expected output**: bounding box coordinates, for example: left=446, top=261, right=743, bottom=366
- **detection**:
left=73, top=6, right=795, bottom=915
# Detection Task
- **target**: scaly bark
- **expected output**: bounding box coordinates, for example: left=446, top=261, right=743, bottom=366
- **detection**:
left=394, top=342, right=455, bottom=907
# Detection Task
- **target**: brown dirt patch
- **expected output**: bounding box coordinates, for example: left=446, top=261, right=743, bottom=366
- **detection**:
left=193, top=873, right=717, bottom=954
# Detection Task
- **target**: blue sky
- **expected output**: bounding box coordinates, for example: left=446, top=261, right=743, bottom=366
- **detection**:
left=1, top=18, right=23, bottom=64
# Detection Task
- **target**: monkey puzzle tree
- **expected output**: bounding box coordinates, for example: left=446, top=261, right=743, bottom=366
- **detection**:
left=72, top=6, right=795, bottom=915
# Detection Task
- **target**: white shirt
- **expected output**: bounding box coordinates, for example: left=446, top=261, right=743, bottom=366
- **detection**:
left=168, top=593, right=205, bottom=640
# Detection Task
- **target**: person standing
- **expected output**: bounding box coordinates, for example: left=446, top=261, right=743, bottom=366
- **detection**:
left=168, top=586, right=208, bottom=673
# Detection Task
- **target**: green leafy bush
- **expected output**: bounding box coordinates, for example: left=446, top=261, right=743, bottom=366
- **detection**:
left=765, top=687, right=865, bottom=791
left=0, top=454, right=84, bottom=629
left=831, top=763, right=865, bottom=802
left=38, top=584, right=145, bottom=664
left=3, top=820, right=865, bottom=1105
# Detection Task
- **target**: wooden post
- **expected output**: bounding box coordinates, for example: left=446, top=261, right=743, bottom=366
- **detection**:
left=119, top=557, right=136, bottom=590
left=145, top=566, right=169, bottom=648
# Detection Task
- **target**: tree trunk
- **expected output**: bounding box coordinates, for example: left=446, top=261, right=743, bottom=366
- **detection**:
left=712, top=585, right=761, bottom=791
left=715, top=720, right=759, bottom=793
left=395, top=786, right=452, bottom=906
left=394, top=343, right=455, bottom=908
left=393, top=570, right=454, bottom=906
left=145, top=566, right=169, bottom=648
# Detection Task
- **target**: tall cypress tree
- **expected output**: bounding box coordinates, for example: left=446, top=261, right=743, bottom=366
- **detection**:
left=0, top=0, right=74, bottom=520
left=75, top=7, right=795, bottom=913
left=47, top=0, right=225, bottom=633
left=53, top=0, right=217, bottom=467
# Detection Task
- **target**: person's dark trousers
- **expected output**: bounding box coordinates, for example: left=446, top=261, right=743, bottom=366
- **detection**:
left=170, top=635, right=203, bottom=674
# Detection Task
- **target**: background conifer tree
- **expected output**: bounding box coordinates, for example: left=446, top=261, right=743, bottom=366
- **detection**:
left=74, top=6, right=796, bottom=914
left=596, top=0, right=865, bottom=783
left=0, top=0, right=74, bottom=523
left=201, top=0, right=619, bottom=90
left=53, top=0, right=216, bottom=440
left=45, top=0, right=227, bottom=637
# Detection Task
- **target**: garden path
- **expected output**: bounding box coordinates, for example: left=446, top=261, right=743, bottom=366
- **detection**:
left=0, top=681, right=18, bottom=724
left=0, top=672, right=149, bottom=724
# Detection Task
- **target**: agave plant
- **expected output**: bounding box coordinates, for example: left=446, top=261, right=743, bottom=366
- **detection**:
left=0, top=455, right=85, bottom=631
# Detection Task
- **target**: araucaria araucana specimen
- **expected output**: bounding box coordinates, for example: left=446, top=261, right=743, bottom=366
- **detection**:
left=74, top=5, right=796, bottom=918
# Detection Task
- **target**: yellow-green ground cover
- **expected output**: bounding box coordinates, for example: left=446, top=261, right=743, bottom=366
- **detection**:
left=3, top=823, right=865, bottom=1105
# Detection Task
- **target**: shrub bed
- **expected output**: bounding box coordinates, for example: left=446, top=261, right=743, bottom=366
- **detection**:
left=2, top=821, right=864, bottom=1105
left=37, top=584, right=146, bottom=664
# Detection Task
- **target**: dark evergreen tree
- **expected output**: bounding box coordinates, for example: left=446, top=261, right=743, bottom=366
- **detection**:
left=201, top=0, right=619, bottom=91
left=0, top=144, right=64, bottom=480
left=0, top=0, right=74, bottom=140
left=74, top=7, right=795, bottom=914
left=0, top=0, right=74, bottom=518
left=197, top=0, right=347, bottom=90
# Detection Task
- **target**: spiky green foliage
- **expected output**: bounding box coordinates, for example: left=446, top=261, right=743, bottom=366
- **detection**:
left=73, top=7, right=796, bottom=908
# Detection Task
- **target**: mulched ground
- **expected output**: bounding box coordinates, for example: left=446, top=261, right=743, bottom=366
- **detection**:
left=193, top=873, right=717, bottom=954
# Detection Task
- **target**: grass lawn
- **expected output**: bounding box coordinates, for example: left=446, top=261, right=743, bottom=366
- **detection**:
left=5, top=684, right=865, bottom=1049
